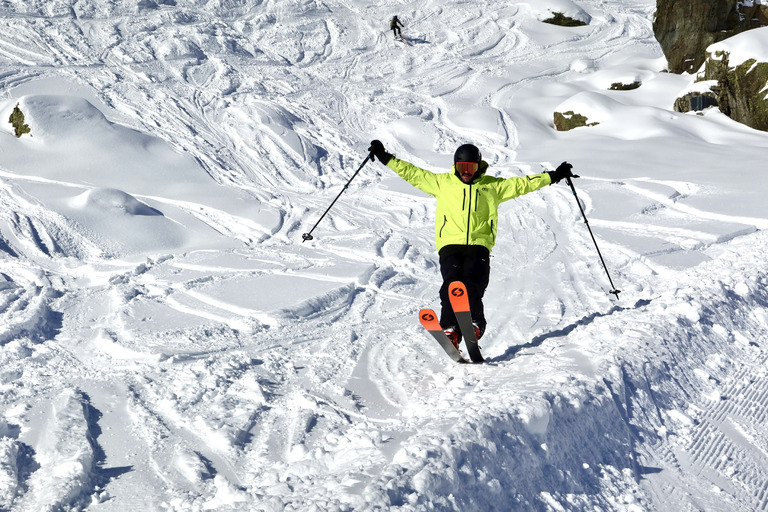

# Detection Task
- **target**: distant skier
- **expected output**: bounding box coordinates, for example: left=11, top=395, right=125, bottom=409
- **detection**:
left=368, top=140, right=576, bottom=349
left=390, top=15, right=404, bottom=39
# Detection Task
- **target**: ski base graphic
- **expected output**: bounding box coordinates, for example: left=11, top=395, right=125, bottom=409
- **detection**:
left=419, top=308, right=469, bottom=363
left=448, top=281, right=484, bottom=363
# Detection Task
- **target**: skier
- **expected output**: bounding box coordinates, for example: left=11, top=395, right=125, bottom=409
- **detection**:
left=390, top=15, right=404, bottom=39
left=367, top=140, right=576, bottom=349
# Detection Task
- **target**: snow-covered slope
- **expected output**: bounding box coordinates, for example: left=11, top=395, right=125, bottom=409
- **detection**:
left=1, top=0, right=768, bottom=510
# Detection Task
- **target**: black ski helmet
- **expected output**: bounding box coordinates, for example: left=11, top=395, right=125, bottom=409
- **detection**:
left=454, top=143, right=482, bottom=164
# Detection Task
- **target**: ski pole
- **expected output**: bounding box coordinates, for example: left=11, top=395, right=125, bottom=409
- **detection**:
left=565, top=175, right=621, bottom=299
left=302, top=153, right=373, bottom=242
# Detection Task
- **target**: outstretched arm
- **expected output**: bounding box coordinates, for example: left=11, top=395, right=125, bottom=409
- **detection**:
left=368, top=140, right=441, bottom=196
left=497, top=162, right=578, bottom=201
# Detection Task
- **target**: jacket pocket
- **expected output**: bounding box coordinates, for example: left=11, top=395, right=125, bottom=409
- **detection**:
left=439, top=215, right=448, bottom=238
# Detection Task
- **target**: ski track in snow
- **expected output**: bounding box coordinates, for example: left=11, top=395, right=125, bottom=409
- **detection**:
left=0, top=0, right=766, bottom=510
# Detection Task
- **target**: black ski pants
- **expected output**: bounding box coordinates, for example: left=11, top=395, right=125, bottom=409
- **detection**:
left=438, top=245, right=490, bottom=335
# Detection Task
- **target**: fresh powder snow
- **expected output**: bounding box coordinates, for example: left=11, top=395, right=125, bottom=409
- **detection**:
left=0, top=0, right=767, bottom=510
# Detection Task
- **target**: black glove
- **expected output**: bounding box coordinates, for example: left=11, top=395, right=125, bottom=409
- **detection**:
left=368, top=140, right=393, bottom=165
left=548, top=162, right=577, bottom=184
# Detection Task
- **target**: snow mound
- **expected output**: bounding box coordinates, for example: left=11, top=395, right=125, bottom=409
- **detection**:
left=707, top=25, right=768, bottom=67
left=15, top=389, right=96, bottom=511
left=69, top=188, right=162, bottom=216
left=252, top=101, right=320, bottom=162
left=554, top=91, right=621, bottom=126
left=8, top=95, right=112, bottom=142
left=526, top=0, right=592, bottom=24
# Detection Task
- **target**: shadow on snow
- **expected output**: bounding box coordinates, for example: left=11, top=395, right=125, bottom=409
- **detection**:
left=488, top=299, right=652, bottom=363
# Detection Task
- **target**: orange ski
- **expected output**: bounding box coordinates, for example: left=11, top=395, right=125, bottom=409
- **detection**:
left=447, top=281, right=484, bottom=362
left=419, top=308, right=468, bottom=363
left=448, top=281, right=470, bottom=312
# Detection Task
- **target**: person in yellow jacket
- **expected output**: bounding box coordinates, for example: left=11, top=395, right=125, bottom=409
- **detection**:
left=368, top=140, right=576, bottom=349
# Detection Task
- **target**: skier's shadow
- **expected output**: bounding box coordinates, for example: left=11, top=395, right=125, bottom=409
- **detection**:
left=403, top=37, right=430, bottom=45
left=488, top=299, right=651, bottom=363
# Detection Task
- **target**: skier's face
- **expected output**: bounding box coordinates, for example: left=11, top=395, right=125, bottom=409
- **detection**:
left=456, top=162, right=479, bottom=183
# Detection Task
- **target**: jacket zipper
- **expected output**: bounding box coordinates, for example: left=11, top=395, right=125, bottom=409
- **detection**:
left=466, top=184, right=473, bottom=244
left=439, top=215, right=448, bottom=237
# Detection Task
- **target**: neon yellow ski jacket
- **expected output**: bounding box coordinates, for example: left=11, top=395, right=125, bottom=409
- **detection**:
left=386, top=157, right=552, bottom=253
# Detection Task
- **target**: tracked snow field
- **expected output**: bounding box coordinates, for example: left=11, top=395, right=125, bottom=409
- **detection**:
left=0, top=0, right=767, bottom=510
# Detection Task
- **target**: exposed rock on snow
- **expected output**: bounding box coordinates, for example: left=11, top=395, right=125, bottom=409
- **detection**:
left=653, top=0, right=768, bottom=74
left=674, top=26, right=768, bottom=130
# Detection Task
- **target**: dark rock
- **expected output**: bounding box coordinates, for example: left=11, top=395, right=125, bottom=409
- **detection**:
left=543, top=12, right=588, bottom=27
left=653, top=0, right=768, bottom=74
left=701, top=49, right=768, bottom=130
left=673, top=30, right=768, bottom=131
left=554, top=111, right=599, bottom=131
left=673, top=91, right=719, bottom=113
left=609, top=81, right=641, bottom=91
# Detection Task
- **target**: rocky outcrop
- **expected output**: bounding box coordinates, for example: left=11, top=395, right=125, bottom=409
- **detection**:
left=701, top=50, right=768, bottom=130
left=653, top=0, right=768, bottom=74
left=673, top=26, right=768, bottom=132
left=673, top=91, right=719, bottom=114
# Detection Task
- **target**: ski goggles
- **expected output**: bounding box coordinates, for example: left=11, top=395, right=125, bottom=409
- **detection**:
left=455, top=161, right=479, bottom=175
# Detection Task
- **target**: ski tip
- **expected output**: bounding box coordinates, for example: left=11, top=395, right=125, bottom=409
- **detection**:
left=419, top=309, right=444, bottom=331
left=419, top=309, right=437, bottom=322
left=447, top=281, right=470, bottom=311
